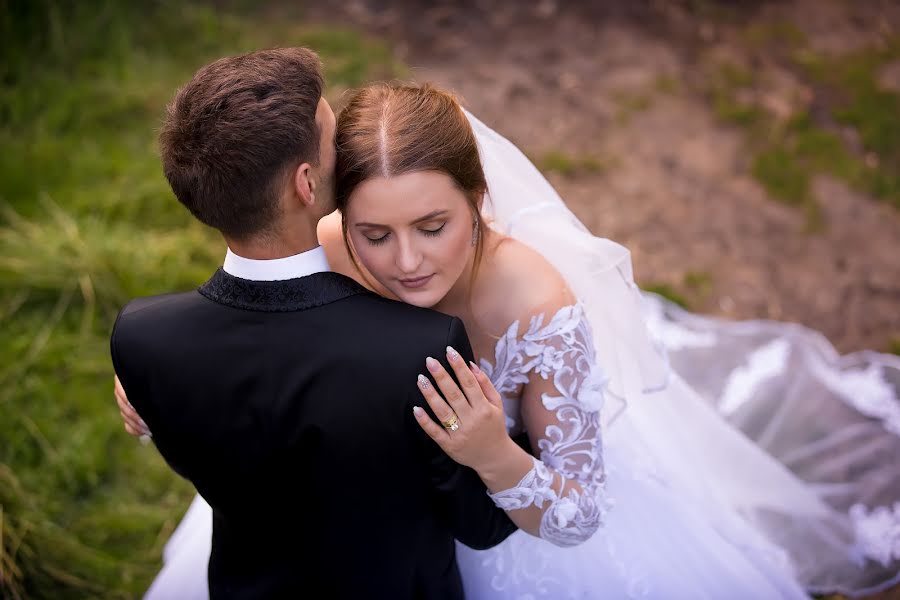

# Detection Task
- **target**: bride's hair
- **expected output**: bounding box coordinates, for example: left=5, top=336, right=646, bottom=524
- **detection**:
left=334, top=82, right=488, bottom=286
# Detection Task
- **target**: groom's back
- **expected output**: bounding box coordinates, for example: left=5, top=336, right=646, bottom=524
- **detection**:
left=112, top=271, right=512, bottom=598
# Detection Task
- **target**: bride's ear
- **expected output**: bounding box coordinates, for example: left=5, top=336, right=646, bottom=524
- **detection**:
left=292, top=162, right=316, bottom=208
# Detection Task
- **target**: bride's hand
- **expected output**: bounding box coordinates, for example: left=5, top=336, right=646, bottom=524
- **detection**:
left=412, top=347, right=517, bottom=473
left=115, top=375, right=151, bottom=438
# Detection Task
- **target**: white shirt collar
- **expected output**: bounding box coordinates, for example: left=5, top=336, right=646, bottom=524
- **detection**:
left=222, top=246, right=331, bottom=281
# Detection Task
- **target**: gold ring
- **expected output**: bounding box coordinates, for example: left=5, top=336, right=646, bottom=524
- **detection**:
left=441, top=413, right=460, bottom=432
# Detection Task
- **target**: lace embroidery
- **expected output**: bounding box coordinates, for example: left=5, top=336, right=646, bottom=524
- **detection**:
left=489, top=457, right=558, bottom=512
left=485, top=303, right=610, bottom=547
left=850, top=503, right=900, bottom=567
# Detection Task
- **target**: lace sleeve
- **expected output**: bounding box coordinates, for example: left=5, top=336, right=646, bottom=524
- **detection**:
left=486, top=303, right=610, bottom=547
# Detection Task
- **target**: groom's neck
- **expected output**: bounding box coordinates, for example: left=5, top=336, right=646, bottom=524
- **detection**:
left=224, top=224, right=319, bottom=260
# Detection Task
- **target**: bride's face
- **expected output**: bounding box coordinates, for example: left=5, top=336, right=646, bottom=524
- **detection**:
left=345, top=170, right=475, bottom=308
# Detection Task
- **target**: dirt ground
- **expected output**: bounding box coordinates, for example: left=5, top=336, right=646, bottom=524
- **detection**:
left=305, top=0, right=900, bottom=356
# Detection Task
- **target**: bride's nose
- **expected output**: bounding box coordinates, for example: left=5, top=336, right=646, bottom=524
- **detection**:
left=395, top=235, right=423, bottom=274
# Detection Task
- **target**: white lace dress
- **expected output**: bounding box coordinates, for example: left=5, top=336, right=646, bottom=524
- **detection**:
left=466, top=108, right=900, bottom=598
left=454, top=302, right=809, bottom=599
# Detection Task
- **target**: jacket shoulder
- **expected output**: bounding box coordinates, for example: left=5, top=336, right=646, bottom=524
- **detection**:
left=341, top=293, right=458, bottom=334
left=111, top=291, right=206, bottom=356
left=118, top=291, right=204, bottom=319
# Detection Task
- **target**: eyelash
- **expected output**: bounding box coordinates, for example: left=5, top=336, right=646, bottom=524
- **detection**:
left=422, top=223, right=446, bottom=237
left=365, top=223, right=446, bottom=246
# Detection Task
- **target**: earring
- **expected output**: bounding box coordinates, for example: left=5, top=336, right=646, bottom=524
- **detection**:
left=471, top=216, right=479, bottom=247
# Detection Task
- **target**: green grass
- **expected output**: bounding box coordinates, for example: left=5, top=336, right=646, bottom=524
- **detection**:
left=705, top=32, right=900, bottom=225
left=614, top=91, right=655, bottom=125
left=642, top=283, right=690, bottom=309
left=654, top=74, right=680, bottom=94
left=643, top=273, right=713, bottom=311
left=751, top=144, right=810, bottom=206
left=683, top=270, right=713, bottom=298
left=710, top=64, right=767, bottom=129
left=742, top=19, right=807, bottom=50
left=1, top=2, right=403, bottom=597
left=535, top=150, right=609, bottom=177
left=790, top=40, right=900, bottom=210
left=890, top=338, right=900, bottom=356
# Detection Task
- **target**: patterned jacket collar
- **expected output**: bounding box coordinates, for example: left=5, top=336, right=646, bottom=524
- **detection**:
left=198, top=268, right=371, bottom=312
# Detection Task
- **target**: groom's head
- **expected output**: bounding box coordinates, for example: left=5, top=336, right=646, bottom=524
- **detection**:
left=159, top=47, right=336, bottom=244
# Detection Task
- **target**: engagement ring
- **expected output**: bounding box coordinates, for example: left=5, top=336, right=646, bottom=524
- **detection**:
left=441, top=413, right=460, bottom=432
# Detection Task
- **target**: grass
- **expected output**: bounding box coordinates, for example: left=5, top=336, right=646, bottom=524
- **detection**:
left=613, top=90, right=655, bottom=125
left=742, top=20, right=807, bottom=50
left=642, top=271, right=714, bottom=310
left=683, top=270, right=713, bottom=298
left=795, top=40, right=900, bottom=208
left=535, top=150, right=609, bottom=177
left=654, top=74, right=680, bottom=94
left=890, top=338, right=900, bottom=356
left=0, top=2, right=402, bottom=597
left=704, top=29, right=900, bottom=227
left=642, top=283, right=691, bottom=309
left=709, top=63, right=767, bottom=128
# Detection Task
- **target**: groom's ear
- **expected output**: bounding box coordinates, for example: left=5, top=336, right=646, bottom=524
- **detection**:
left=292, top=162, right=316, bottom=208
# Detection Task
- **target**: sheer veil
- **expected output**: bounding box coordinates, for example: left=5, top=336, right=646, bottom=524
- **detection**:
left=466, top=109, right=900, bottom=596
left=465, top=110, right=670, bottom=428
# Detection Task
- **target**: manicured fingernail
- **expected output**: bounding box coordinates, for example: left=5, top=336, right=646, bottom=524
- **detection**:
left=127, top=401, right=135, bottom=410
left=446, top=346, right=460, bottom=362
left=417, top=374, right=430, bottom=389
left=413, top=406, right=424, bottom=417
left=469, top=361, right=482, bottom=375
left=139, top=419, right=148, bottom=429
left=426, top=356, right=439, bottom=372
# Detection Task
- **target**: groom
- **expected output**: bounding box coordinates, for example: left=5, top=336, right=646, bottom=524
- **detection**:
left=111, top=48, right=515, bottom=599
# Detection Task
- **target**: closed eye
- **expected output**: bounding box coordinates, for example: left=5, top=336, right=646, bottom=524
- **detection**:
left=363, top=222, right=445, bottom=245
left=421, top=223, right=446, bottom=237
left=364, top=232, right=390, bottom=245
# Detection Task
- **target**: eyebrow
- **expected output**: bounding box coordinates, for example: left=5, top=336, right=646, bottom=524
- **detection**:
left=354, top=210, right=449, bottom=228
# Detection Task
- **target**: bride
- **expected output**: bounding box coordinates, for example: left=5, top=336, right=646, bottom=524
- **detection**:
left=123, top=83, right=900, bottom=598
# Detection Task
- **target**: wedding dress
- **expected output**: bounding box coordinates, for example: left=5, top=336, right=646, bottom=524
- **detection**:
left=144, top=113, right=899, bottom=599
left=458, top=111, right=900, bottom=598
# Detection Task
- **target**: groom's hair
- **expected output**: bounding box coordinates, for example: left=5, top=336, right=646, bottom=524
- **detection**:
left=159, top=47, right=324, bottom=240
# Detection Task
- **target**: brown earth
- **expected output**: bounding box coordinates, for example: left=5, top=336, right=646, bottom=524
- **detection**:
left=304, top=0, right=900, bottom=357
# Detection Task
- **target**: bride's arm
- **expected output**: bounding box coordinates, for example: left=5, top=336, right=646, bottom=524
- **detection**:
left=488, top=302, right=607, bottom=547
left=414, top=302, right=608, bottom=547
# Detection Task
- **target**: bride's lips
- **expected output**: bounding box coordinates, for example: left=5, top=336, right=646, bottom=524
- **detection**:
left=398, top=274, right=434, bottom=289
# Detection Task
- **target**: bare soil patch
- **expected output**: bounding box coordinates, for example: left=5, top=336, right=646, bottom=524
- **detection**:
left=307, top=0, right=900, bottom=355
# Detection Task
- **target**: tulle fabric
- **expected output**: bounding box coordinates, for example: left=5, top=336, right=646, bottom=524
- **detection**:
left=641, top=295, right=900, bottom=595
left=456, top=416, right=807, bottom=599
left=465, top=109, right=900, bottom=596
left=145, top=495, right=211, bottom=600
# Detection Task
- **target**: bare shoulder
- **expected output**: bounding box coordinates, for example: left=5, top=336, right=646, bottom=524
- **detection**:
left=478, top=235, right=576, bottom=335
left=317, top=211, right=356, bottom=279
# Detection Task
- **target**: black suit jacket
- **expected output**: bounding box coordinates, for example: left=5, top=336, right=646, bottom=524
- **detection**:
left=111, top=269, right=516, bottom=599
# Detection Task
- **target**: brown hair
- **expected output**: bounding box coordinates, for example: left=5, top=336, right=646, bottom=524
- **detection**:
left=334, top=83, right=488, bottom=288
left=159, top=47, right=324, bottom=240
